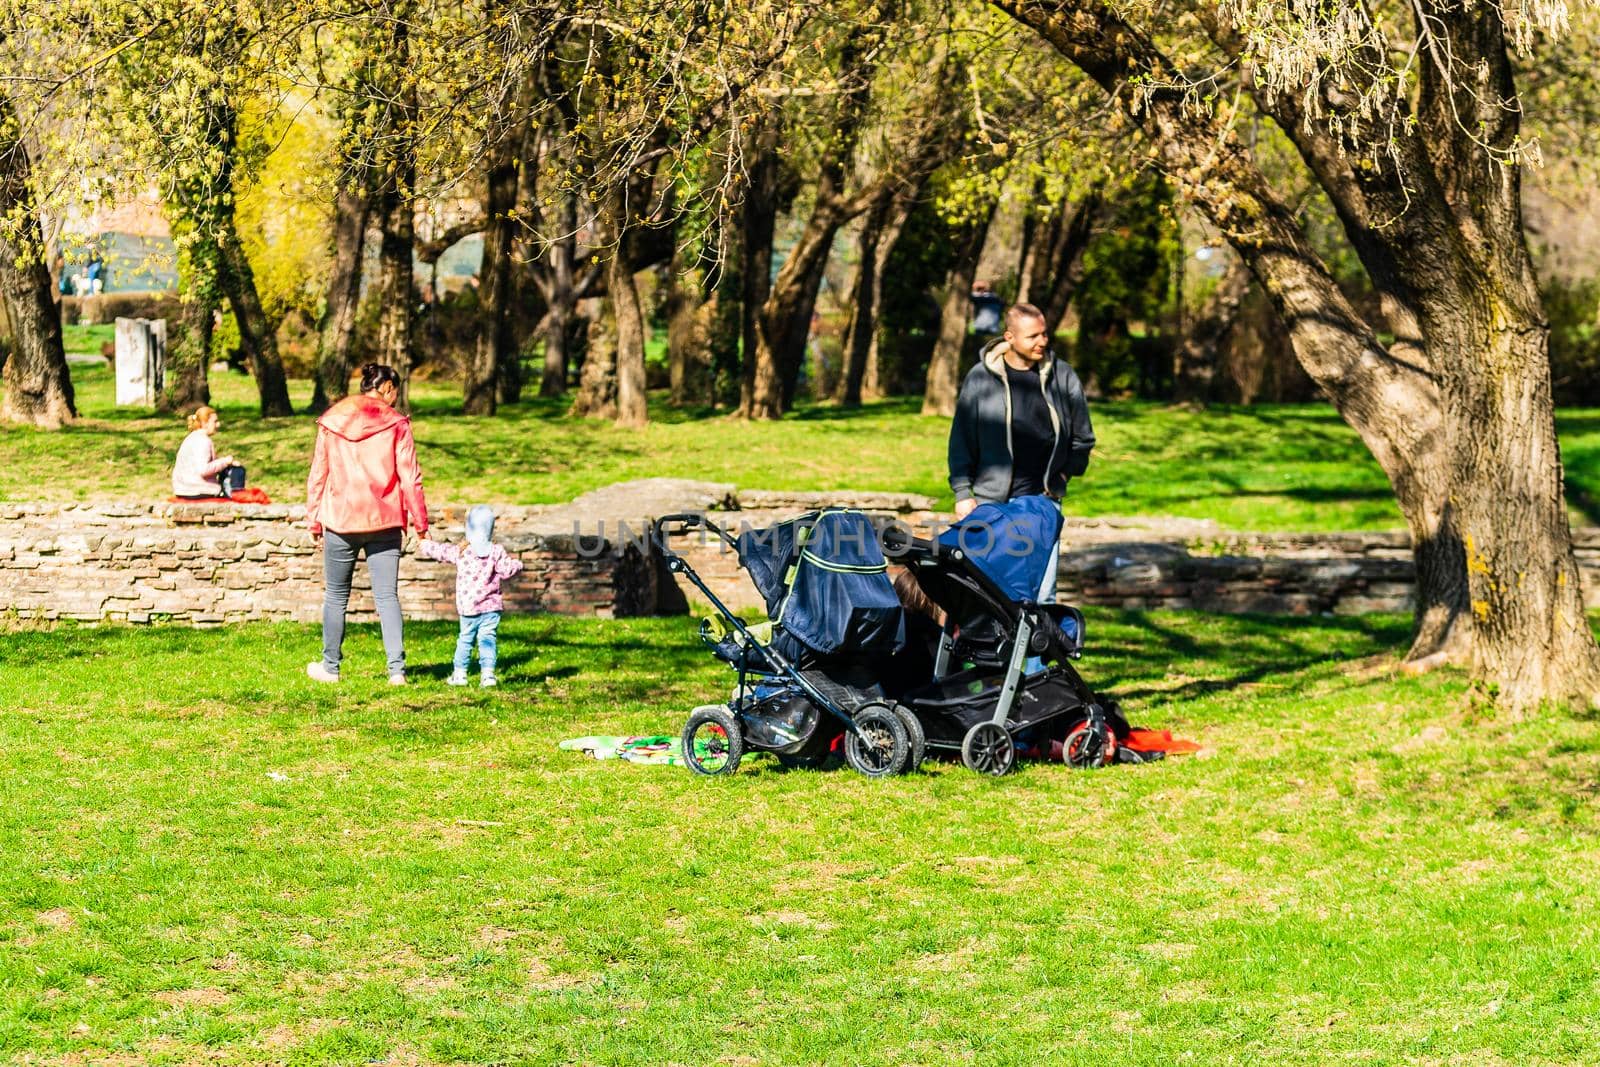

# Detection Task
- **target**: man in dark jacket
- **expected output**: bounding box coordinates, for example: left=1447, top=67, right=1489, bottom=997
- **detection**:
left=947, top=302, right=1094, bottom=605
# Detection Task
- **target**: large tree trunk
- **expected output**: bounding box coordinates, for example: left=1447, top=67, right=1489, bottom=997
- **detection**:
left=467, top=145, right=519, bottom=415
left=667, top=275, right=708, bottom=407
left=739, top=134, right=783, bottom=418
left=165, top=273, right=216, bottom=412
left=668, top=164, right=740, bottom=408
left=541, top=191, right=578, bottom=397
left=1227, top=1, right=1590, bottom=699
left=572, top=299, right=617, bottom=419
left=745, top=200, right=842, bottom=418
left=752, top=203, right=845, bottom=416
left=0, top=226, right=73, bottom=426
left=0, top=97, right=75, bottom=427
left=610, top=247, right=648, bottom=428
left=1172, top=252, right=1250, bottom=405
left=494, top=90, right=538, bottom=408
left=860, top=197, right=913, bottom=400
left=160, top=223, right=219, bottom=412
left=370, top=19, right=418, bottom=411
left=840, top=175, right=929, bottom=405
left=161, top=206, right=223, bottom=414
left=668, top=260, right=736, bottom=408
left=838, top=189, right=905, bottom=407
left=922, top=207, right=994, bottom=417
left=375, top=181, right=415, bottom=410
left=0, top=274, right=71, bottom=429
left=170, top=99, right=292, bottom=419
left=1408, top=3, right=1599, bottom=704
left=311, top=183, right=369, bottom=413
left=1437, top=302, right=1593, bottom=702
left=1036, top=192, right=1101, bottom=338
left=1192, top=9, right=1472, bottom=663
left=215, top=219, right=293, bottom=417
left=1016, top=183, right=1050, bottom=304
left=575, top=186, right=650, bottom=428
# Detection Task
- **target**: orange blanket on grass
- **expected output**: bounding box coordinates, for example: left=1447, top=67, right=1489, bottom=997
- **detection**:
left=1123, top=728, right=1202, bottom=754
left=167, top=488, right=273, bottom=505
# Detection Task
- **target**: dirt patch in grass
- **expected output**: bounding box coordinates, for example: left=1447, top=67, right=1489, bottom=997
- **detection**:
left=747, top=909, right=837, bottom=931
left=473, top=924, right=520, bottom=946
left=34, top=908, right=76, bottom=931
left=526, top=955, right=592, bottom=992
left=153, top=988, right=230, bottom=1008
left=259, top=1018, right=333, bottom=1050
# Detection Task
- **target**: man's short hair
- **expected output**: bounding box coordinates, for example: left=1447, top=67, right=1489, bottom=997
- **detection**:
left=1004, top=302, right=1046, bottom=333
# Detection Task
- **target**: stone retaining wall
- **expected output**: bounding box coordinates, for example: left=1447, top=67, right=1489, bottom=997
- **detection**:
left=5, top=489, right=1600, bottom=626
left=0, top=503, right=627, bottom=625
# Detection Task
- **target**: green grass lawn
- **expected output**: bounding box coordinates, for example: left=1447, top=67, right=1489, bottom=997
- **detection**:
left=7, top=362, right=1600, bottom=531
left=61, top=324, right=116, bottom=357
left=3, top=611, right=1599, bottom=1063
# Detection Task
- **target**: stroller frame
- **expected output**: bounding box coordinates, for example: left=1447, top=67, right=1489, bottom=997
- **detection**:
left=894, top=529, right=1113, bottom=773
left=649, top=515, right=870, bottom=748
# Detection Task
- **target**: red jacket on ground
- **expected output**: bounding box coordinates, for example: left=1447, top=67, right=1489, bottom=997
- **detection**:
left=306, top=395, right=429, bottom=537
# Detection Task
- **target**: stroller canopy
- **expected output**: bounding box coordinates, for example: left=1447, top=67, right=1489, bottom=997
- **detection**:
left=738, top=509, right=904, bottom=658
left=937, top=494, right=1063, bottom=604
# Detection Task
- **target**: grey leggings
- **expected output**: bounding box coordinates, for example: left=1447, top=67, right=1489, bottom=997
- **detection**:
left=322, top=528, right=405, bottom=675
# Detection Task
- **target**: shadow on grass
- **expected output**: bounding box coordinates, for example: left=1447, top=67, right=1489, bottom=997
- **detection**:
left=6, top=610, right=1417, bottom=726
left=1565, top=475, right=1600, bottom=526
left=1091, top=609, right=1412, bottom=705
left=1135, top=483, right=1396, bottom=506
left=1555, top=412, right=1600, bottom=438
left=783, top=397, right=927, bottom=423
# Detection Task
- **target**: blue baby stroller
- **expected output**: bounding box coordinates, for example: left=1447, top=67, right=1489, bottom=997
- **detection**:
left=651, top=509, right=922, bottom=777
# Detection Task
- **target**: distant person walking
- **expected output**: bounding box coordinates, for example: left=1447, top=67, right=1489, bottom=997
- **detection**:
left=305, top=363, right=430, bottom=686
left=172, top=406, right=245, bottom=499
left=970, top=281, right=1004, bottom=336
left=947, top=302, right=1095, bottom=607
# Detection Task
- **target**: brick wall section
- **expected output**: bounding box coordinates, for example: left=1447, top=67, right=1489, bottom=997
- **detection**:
left=5, top=501, right=1600, bottom=625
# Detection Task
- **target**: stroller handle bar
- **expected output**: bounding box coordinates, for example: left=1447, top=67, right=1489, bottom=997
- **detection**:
left=649, top=511, right=866, bottom=738
left=650, top=512, right=741, bottom=553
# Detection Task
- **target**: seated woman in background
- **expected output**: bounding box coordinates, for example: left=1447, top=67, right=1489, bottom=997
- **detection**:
left=172, top=406, right=245, bottom=500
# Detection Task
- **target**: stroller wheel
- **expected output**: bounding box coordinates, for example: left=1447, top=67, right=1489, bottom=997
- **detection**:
left=682, top=705, right=744, bottom=776
left=844, top=705, right=910, bottom=779
left=855, top=701, right=924, bottom=775
left=1063, top=720, right=1112, bottom=769
left=886, top=703, right=926, bottom=774
left=961, top=722, right=1016, bottom=776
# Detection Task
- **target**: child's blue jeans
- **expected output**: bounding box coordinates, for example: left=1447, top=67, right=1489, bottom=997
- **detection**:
left=454, top=612, right=501, bottom=674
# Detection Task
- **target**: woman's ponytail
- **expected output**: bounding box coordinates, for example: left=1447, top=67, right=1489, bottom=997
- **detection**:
left=359, top=363, right=400, bottom=394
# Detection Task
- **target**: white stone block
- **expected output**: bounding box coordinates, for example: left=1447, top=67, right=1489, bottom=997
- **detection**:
left=114, top=317, right=166, bottom=406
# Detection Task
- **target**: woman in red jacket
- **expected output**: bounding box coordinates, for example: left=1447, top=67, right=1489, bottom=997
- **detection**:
left=305, top=363, right=430, bottom=685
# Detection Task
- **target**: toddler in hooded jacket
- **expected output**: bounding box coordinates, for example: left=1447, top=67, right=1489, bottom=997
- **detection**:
left=421, top=505, right=524, bottom=687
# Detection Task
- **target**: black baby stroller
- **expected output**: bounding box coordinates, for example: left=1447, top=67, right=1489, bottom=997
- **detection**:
left=652, top=509, right=924, bottom=778
left=884, top=495, right=1126, bottom=776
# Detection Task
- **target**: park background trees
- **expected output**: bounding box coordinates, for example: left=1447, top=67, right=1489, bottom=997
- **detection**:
left=3, top=0, right=1600, bottom=708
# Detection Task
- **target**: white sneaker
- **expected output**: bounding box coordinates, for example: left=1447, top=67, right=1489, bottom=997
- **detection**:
left=306, top=662, right=339, bottom=684
left=447, top=670, right=469, bottom=686
left=480, top=673, right=498, bottom=688
left=388, top=673, right=407, bottom=686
